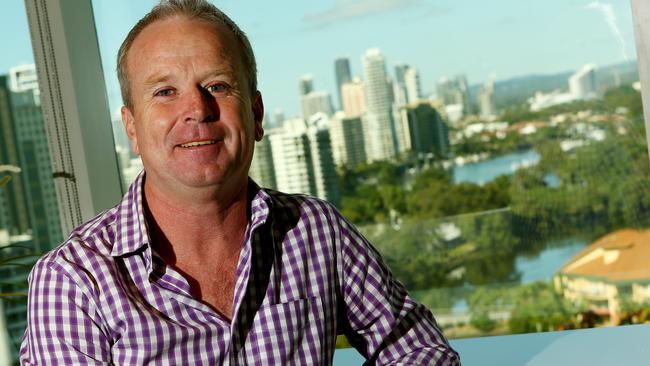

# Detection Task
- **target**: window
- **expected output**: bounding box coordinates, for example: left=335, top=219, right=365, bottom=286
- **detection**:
left=0, top=2, right=63, bottom=365
left=3, top=0, right=649, bottom=364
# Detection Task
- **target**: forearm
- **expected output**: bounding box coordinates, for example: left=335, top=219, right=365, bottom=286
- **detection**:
left=336, top=209, right=459, bottom=364
left=373, top=304, right=459, bottom=365
left=355, top=296, right=459, bottom=365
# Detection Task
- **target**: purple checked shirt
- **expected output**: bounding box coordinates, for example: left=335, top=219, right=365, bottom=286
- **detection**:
left=20, top=172, right=459, bottom=365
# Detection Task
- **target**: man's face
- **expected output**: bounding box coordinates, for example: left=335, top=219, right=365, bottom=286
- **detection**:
left=121, top=15, right=263, bottom=194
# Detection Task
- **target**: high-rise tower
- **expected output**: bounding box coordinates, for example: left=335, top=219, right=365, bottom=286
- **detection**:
left=479, top=79, right=496, bottom=119
left=330, top=111, right=366, bottom=168
left=399, top=102, right=450, bottom=158
left=0, top=64, right=63, bottom=364
left=334, top=57, right=352, bottom=111
left=362, top=48, right=397, bottom=162
left=569, top=64, right=598, bottom=99
left=6, top=64, right=62, bottom=252
left=404, top=67, right=422, bottom=104
left=301, top=90, right=334, bottom=120
left=341, top=77, right=366, bottom=117
left=298, top=74, right=314, bottom=96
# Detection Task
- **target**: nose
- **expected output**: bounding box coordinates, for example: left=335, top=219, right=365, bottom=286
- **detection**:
left=184, top=87, right=218, bottom=123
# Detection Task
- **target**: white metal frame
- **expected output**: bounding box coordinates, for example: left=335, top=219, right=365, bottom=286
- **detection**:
left=23, top=0, right=122, bottom=234
left=632, top=0, right=650, bottom=155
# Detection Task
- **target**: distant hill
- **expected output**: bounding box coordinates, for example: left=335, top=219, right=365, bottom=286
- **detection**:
left=468, top=61, right=639, bottom=110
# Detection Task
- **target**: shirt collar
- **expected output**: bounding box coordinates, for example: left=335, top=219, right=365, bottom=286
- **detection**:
left=111, top=171, right=151, bottom=257
left=110, top=172, right=274, bottom=257
left=248, top=178, right=273, bottom=231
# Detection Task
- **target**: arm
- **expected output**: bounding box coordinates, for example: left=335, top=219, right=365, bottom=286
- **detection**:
left=338, top=219, right=460, bottom=365
left=20, top=259, right=112, bottom=365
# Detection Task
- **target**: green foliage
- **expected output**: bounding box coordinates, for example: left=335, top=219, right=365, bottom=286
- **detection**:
left=509, top=116, right=650, bottom=239
left=535, top=141, right=564, bottom=173
left=467, top=285, right=512, bottom=313
left=0, top=243, right=39, bottom=300
left=405, top=170, right=510, bottom=220
left=470, top=311, right=496, bottom=333
left=366, top=219, right=455, bottom=290
left=466, top=282, right=580, bottom=334
left=338, top=161, right=406, bottom=223
left=340, top=184, right=384, bottom=223
left=340, top=84, right=650, bottom=322
left=499, top=99, right=605, bottom=124
left=453, top=132, right=525, bottom=156
left=410, top=287, right=464, bottom=311
left=603, top=85, right=643, bottom=118
left=460, top=210, right=517, bottom=252
left=508, top=282, right=580, bottom=334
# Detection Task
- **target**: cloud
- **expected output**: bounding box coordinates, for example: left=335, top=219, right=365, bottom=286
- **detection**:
left=586, top=1, right=629, bottom=62
left=304, top=0, right=420, bottom=27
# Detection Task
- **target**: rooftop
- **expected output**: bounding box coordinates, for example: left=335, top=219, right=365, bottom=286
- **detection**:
left=559, top=229, right=650, bottom=282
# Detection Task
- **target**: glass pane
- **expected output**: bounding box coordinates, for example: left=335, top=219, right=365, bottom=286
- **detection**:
left=0, top=2, right=63, bottom=365
left=91, top=0, right=645, bottom=355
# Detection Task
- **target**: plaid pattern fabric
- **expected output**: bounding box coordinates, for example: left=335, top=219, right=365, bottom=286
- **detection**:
left=20, top=172, right=459, bottom=365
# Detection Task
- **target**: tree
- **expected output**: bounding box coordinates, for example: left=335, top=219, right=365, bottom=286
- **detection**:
left=470, top=311, right=497, bottom=333
left=508, top=282, right=579, bottom=334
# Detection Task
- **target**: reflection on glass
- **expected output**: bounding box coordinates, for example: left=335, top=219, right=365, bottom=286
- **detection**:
left=91, top=0, right=647, bottom=344
left=0, top=59, right=63, bottom=366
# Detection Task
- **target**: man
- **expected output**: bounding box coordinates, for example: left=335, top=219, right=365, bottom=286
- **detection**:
left=20, top=0, right=459, bottom=364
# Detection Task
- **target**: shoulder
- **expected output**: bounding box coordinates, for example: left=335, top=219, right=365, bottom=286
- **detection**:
left=263, top=188, right=346, bottom=228
left=31, top=205, right=120, bottom=290
left=260, top=188, right=369, bottom=254
left=34, top=173, right=147, bottom=283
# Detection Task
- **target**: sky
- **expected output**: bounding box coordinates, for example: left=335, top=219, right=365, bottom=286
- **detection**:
left=0, top=0, right=639, bottom=122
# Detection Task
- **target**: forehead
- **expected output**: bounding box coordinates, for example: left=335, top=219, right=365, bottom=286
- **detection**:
left=126, top=16, right=244, bottom=80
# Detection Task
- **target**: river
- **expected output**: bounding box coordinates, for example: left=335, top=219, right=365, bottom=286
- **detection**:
left=515, top=237, right=588, bottom=283
left=453, top=149, right=541, bottom=184
left=447, top=150, right=589, bottom=314
left=452, top=149, right=584, bottom=281
left=336, top=150, right=591, bottom=363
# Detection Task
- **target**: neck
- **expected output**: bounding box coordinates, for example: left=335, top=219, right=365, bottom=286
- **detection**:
left=142, top=175, right=251, bottom=260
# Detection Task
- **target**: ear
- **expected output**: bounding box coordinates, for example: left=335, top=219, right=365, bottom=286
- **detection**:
left=252, top=91, right=265, bottom=142
left=121, top=105, right=140, bottom=155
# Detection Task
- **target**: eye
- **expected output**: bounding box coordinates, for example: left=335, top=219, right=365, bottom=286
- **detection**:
left=154, top=88, right=175, bottom=97
left=206, top=83, right=229, bottom=94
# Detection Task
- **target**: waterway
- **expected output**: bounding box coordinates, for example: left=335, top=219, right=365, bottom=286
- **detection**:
left=453, top=149, right=541, bottom=184
left=515, top=237, right=588, bottom=283
left=447, top=150, right=589, bottom=313
left=337, top=150, right=592, bottom=362
left=451, top=149, right=584, bottom=283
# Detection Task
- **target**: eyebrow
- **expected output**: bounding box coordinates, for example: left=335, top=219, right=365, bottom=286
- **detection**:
left=143, top=73, right=174, bottom=90
left=142, top=69, right=237, bottom=90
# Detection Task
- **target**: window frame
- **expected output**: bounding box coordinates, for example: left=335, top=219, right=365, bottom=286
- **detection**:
left=633, top=0, right=650, bottom=149
left=24, top=0, right=122, bottom=235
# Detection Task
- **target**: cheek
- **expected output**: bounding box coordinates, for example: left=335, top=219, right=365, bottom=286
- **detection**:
left=139, top=109, right=175, bottom=146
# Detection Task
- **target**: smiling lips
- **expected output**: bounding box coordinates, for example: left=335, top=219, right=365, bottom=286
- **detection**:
left=179, top=140, right=217, bottom=148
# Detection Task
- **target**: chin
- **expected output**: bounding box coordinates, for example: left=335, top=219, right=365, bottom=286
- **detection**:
left=181, top=168, right=245, bottom=188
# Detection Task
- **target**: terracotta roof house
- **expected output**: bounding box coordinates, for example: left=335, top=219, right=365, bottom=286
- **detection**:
left=554, top=229, right=650, bottom=325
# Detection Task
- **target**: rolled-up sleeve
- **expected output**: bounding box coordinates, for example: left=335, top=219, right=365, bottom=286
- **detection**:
left=338, top=217, right=460, bottom=365
left=20, top=259, right=111, bottom=365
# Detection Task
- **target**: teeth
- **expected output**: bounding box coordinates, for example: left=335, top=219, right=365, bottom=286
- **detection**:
left=180, top=140, right=216, bottom=148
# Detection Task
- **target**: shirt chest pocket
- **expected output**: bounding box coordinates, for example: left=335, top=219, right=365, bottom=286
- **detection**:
left=240, top=296, right=327, bottom=365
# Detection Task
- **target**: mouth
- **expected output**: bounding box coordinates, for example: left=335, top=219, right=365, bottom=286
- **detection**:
left=178, top=140, right=217, bottom=148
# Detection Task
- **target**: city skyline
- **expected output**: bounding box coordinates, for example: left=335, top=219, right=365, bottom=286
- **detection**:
left=1, top=0, right=637, bottom=120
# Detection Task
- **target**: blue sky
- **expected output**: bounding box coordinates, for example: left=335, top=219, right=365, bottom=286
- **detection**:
left=1, top=0, right=638, bottom=120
